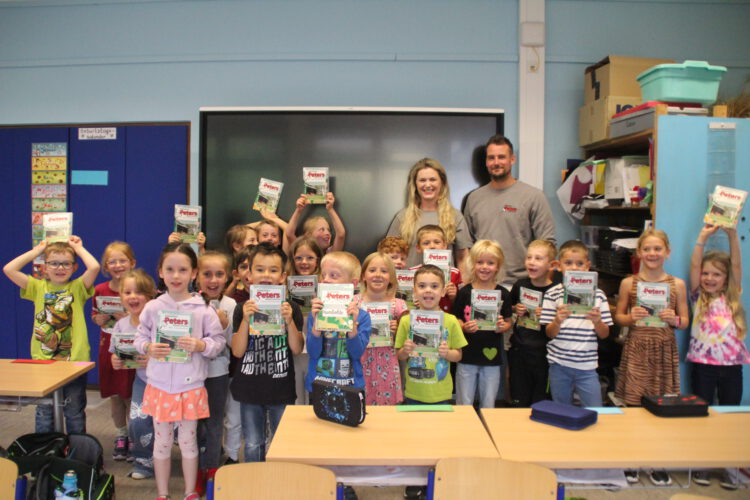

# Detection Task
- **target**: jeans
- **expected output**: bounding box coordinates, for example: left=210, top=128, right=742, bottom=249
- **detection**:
left=199, top=374, right=228, bottom=469
left=403, top=398, right=451, bottom=405
left=455, top=363, right=500, bottom=409
left=129, top=375, right=154, bottom=475
left=691, top=363, right=742, bottom=406
left=36, top=373, right=87, bottom=433
left=223, top=380, right=242, bottom=461
left=240, top=403, right=286, bottom=462
left=548, top=363, right=602, bottom=407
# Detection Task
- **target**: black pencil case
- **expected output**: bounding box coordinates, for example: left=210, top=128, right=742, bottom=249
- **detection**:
left=312, top=380, right=366, bottom=427
left=641, top=394, right=708, bottom=417
left=530, top=400, right=598, bottom=430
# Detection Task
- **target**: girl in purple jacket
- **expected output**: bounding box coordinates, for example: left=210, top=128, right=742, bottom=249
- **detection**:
left=135, top=243, right=225, bottom=500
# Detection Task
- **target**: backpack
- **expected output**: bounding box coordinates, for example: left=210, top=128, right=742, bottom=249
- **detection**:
left=7, top=432, right=114, bottom=500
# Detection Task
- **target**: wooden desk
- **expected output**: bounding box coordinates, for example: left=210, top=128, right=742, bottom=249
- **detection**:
left=0, top=359, right=95, bottom=432
left=267, top=405, right=498, bottom=467
left=481, top=408, right=750, bottom=469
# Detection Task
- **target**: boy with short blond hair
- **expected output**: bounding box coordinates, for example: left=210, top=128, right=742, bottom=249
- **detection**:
left=508, top=239, right=559, bottom=407
left=3, top=236, right=100, bottom=432
left=377, top=236, right=409, bottom=270
left=409, top=225, right=462, bottom=313
left=305, top=251, right=371, bottom=392
left=539, top=240, right=611, bottom=407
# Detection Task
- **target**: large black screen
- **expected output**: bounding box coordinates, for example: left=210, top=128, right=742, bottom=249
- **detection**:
left=200, top=108, right=503, bottom=260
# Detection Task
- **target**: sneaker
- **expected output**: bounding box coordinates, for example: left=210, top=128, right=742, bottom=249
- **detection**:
left=720, top=469, right=739, bottom=491
left=692, top=470, right=711, bottom=486
left=223, top=456, right=238, bottom=466
left=648, top=469, right=672, bottom=486
left=128, top=469, right=154, bottom=480
left=624, top=469, right=639, bottom=483
left=113, top=436, right=129, bottom=461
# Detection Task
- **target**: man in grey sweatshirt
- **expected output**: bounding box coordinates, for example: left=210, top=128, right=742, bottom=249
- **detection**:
left=463, top=135, right=556, bottom=286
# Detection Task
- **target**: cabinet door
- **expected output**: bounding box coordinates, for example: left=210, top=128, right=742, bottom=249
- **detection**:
left=69, top=127, right=127, bottom=382
left=656, top=115, right=750, bottom=404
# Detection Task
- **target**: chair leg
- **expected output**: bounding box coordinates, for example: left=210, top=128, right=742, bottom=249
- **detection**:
left=426, top=468, right=436, bottom=500
left=556, top=482, right=565, bottom=500
left=15, top=475, right=27, bottom=500
left=206, top=477, right=214, bottom=500
left=336, top=481, right=345, bottom=500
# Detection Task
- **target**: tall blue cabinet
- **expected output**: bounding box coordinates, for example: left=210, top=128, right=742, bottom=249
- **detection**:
left=0, top=124, right=189, bottom=384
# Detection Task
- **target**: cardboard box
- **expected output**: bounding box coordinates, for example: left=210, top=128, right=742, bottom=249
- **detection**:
left=579, top=96, right=641, bottom=146
left=584, top=55, right=674, bottom=104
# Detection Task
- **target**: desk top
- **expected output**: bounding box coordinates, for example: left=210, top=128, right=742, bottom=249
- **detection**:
left=267, top=405, right=498, bottom=466
left=0, top=359, right=95, bottom=398
left=481, top=407, right=750, bottom=468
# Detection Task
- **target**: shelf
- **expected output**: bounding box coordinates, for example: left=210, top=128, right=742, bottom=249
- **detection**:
left=583, top=129, right=654, bottom=155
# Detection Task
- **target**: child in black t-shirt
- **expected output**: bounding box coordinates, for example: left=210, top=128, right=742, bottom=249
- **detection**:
left=508, top=239, right=558, bottom=407
left=229, top=243, right=304, bottom=462
left=452, top=240, right=512, bottom=409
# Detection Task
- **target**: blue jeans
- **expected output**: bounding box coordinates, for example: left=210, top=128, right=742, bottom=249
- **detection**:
left=129, top=375, right=154, bottom=475
left=36, top=373, right=87, bottom=433
left=199, top=374, right=228, bottom=469
left=240, top=403, right=286, bottom=462
left=548, top=363, right=602, bottom=407
left=455, top=363, right=500, bottom=409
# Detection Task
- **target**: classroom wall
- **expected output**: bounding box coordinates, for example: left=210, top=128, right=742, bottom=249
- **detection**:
left=2, top=0, right=749, bottom=244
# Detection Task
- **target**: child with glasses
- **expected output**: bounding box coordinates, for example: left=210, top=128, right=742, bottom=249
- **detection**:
left=3, top=236, right=100, bottom=432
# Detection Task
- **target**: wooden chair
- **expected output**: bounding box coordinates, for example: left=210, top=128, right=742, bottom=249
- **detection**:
left=430, top=457, right=558, bottom=499
left=212, top=461, right=341, bottom=500
left=0, top=457, right=18, bottom=499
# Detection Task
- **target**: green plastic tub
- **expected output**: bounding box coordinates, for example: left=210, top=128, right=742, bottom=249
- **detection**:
left=637, top=60, right=726, bottom=105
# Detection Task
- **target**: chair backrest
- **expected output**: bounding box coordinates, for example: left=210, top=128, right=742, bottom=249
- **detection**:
left=0, top=457, right=18, bottom=499
left=432, top=457, right=557, bottom=499
left=213, top=462, right=337, bottom=500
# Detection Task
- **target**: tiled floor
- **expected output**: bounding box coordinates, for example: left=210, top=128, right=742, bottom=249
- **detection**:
left=1, top=390, right=746, bottom=499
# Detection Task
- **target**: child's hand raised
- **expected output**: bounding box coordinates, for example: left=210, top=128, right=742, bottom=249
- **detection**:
left=325, top=192, right=336, bottom=211
left=445, top=282, right=457, bottom=300
left=167, top=232, right=182, bottom=244
left=296, top=195, right=309, bottom=210
left=699, top=223, right=719, bottom=241
left=67, top=235, right=83, bottom=250
left=32, top=240, right=47, bottom=255
left=311, top=297, right=324, bottom=316
left=243, top=300, right=259, bottom=319
left=438, top=340, right=449, bottom=359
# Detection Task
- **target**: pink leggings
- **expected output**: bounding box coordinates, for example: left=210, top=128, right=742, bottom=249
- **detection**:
left=153, top=419, right=198, bottom=459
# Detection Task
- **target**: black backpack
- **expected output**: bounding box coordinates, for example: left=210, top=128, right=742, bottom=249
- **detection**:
left=7, top=432, right=114, bottom=500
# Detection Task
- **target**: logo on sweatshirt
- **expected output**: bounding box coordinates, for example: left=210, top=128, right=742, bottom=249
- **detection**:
left=502, top=205, right=517, bottom=213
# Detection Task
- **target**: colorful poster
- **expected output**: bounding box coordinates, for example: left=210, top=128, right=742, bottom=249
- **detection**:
left=32, top=170, right=67, bottom=185
left=31, top=157, right=67, bottom=171
left=32, top=198, right=67, bottom=212
left=31, top=184, right=67, bottom=199
left=31, top=143, right=67, bottom=157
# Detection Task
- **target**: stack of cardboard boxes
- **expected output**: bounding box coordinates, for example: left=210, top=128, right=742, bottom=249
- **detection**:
left=578, top=55, right=673, bottom=146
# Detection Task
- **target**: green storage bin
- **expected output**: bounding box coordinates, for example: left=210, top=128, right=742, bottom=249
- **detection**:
left=637, top=60, right=726, bottom=105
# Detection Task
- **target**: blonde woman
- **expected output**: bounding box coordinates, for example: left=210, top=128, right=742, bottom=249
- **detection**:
left=386, top=158, right=471, bottom=268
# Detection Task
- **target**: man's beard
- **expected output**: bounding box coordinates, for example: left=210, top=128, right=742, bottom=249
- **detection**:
left=490, top=170, right=510, bottom=182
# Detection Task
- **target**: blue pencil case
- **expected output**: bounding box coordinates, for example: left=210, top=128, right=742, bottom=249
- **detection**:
left=530, top=400, right=598, bottom=430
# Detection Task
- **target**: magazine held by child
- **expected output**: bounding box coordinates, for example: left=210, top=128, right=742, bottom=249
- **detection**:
left=155, top=310, right=193, bottom=363
left=517, top=287, right=543, bottom=330
left=363, top=302, right=392, bottom=347
left=253, top=177, right=284, bottom=213
left=563, top=271, right=598, bottom=314
left=112, top=331, right=140, bottom=369
left=42, top=212, right=73, bottom=242
left=315, top=283, right=354, bottom=332
left=302, top=167, right=329, bottom=204
left=396, top=269, right=415, bottom=308
left=470, top=289, right=501, bottom=330
left=95, top=295, right=124, bottom=333
left=704, top=185, right=747, bottom=228
left=173, top=204, right=202, bottom=243
left=408, top=310, right=445, bottom=360
left=288, top=275, right=317, bottom=316
left=423, top=249, right=452, bottom=283
left=635, top=281, right=669, bottom=327
left=248, top=284, right=286, bottom=335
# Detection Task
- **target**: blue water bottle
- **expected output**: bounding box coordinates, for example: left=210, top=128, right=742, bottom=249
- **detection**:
left=54, top=470, right=82, bottom=499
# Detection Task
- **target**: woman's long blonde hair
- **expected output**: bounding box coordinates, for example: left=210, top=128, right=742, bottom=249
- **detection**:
left=399, top=158, right=456, bottom=247
left=694, top=251, right=747, bottom=339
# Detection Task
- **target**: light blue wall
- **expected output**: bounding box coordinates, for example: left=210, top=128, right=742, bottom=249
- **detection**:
left=1, top=0, right=749, bottom=236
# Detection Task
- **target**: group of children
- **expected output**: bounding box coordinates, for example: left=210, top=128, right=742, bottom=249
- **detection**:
left=3, top=192, right=747, bottom=497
